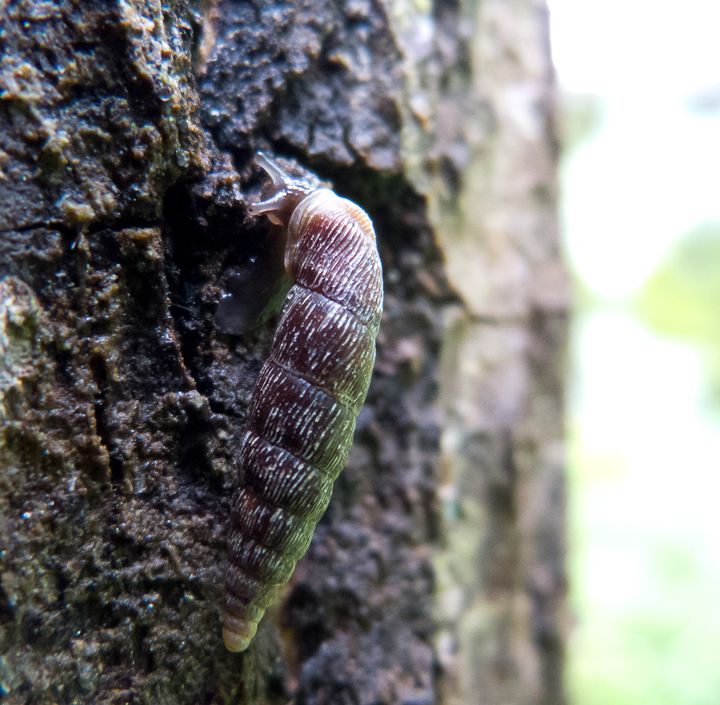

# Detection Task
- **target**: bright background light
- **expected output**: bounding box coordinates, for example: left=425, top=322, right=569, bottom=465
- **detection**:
left=550, top=0, right=720, bottom=299
left=548, top=2, right=720, bottom=703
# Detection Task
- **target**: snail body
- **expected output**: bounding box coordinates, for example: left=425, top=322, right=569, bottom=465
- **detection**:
left=223, top=153, right=383, bottom=652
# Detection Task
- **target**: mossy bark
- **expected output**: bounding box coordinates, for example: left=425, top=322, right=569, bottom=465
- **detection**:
left=0, top=1, right=567, bottom=703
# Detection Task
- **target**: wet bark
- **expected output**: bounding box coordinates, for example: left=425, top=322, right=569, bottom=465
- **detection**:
left=0, top=1, right=567, bottom=704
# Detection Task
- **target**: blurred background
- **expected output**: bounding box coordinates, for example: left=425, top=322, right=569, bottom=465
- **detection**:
left=548, top=1, right=720, bottom=703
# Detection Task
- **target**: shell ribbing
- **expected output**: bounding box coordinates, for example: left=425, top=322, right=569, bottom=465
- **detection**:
left=223, top=184, right=382, bottom=652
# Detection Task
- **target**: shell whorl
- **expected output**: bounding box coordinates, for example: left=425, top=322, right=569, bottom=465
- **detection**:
left=223, top=154, right=382, bottom=652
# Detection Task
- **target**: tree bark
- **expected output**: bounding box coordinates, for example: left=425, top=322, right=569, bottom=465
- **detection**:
left=0, top=1, right=567, bottom=704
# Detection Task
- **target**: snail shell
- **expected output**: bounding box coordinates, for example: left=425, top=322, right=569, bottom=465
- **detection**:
left=223, top=153, right=383, bottom=652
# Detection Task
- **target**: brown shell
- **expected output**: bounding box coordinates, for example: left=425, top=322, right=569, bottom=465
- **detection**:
left=223, top=157, right=383, bottom=652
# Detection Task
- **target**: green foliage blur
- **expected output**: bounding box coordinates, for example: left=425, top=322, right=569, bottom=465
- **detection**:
left=562, top=100, right=720, bottom=705
left=636, top=222, right=720, bottom=409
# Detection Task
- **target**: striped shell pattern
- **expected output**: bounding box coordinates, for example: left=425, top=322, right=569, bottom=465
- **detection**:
left=223, top=153, right=383, bottom=652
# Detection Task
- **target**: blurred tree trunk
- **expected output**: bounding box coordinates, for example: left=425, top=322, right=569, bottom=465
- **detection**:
left=0, top=0, right=567, bottom=704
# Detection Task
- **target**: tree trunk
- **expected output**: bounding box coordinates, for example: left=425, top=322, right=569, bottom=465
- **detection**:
left=0, top=1, right=567, bottom=703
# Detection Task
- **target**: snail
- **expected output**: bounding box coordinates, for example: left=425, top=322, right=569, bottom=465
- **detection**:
left=223, top=153, right=383, bottom=652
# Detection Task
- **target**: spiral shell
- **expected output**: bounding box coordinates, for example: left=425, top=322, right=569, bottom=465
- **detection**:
left=223, top=153, right=383, bottom=652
